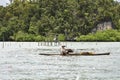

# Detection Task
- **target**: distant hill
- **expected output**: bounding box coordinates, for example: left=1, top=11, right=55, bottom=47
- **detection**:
left=0, top=0, right=120, bottom=41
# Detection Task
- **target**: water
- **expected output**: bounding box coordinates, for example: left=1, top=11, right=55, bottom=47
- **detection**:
left=0, top=42, right=120, bottom=80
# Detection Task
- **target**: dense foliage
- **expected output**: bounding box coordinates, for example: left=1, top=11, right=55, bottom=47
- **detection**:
left=0, top=0, right=120, bottom=41
left=77, top=30, right=120, bottom=41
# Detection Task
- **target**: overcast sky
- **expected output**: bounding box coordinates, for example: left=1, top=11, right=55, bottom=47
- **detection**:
left=0, top=0, right=120, bottom=6
left=0, top=0, right=10, bottom=6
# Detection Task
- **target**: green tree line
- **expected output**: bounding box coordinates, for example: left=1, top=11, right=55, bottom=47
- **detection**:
left=0, top=0, right=120, bottom=41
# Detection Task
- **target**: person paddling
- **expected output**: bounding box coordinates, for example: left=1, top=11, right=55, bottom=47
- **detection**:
left=61, top=45, right=73, bottom=55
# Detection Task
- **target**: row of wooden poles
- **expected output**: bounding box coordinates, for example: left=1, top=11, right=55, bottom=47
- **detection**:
left=37, top=41, right=61, bottom=46
left=1, top=41, right=68, bottom=48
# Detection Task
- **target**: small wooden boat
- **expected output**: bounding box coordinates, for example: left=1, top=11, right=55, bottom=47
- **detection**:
left=39, top=52, right=110, bottom=56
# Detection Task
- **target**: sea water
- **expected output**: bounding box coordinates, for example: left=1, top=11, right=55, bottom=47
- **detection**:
left=0, top=42, right=120, bottom=80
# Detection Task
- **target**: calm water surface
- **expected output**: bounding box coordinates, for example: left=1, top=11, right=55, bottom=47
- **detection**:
left=0, top=42, right=120, bottom=80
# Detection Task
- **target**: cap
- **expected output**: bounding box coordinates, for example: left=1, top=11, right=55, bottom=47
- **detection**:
left=61, top=45, right=66, bottom=47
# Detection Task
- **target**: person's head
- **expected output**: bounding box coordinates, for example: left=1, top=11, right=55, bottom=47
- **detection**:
left=61, top=45, right=66, bottom=48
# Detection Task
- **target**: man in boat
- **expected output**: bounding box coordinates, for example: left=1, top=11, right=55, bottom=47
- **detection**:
left=61, top=45, right=73, bottom=55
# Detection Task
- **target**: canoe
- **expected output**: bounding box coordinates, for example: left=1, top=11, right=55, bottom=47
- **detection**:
left=39, top=52, right=110, bottom=56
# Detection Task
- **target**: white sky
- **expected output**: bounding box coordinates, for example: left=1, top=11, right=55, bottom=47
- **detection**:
left=0, top=0, right=10, bottom=6
left=0, top=0, right=120, bottom=7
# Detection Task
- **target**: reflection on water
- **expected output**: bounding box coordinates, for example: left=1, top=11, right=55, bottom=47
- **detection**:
left=0, top=42, right=120, bottom=80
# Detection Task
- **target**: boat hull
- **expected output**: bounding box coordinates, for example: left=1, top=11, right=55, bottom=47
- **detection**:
left=39, top=52, right=110, bottom=56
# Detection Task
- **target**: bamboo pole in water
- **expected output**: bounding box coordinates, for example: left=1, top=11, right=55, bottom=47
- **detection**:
left=2, top=34, right=4, bottom=48
left=2, top=41, right=4, bottom=48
